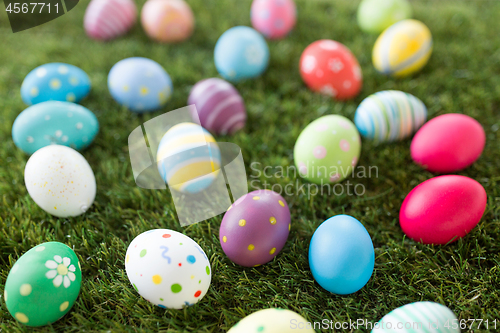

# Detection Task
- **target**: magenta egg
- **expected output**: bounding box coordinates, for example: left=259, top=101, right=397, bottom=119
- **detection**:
left=219, top=190, right=291, bottom=267
left=251, top=0, right=297, bottom=39
left=84, top=0, right=137, bottom=41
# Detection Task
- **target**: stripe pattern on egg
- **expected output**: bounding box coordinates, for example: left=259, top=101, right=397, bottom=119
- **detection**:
left=84, top=0, right=137, bottom=41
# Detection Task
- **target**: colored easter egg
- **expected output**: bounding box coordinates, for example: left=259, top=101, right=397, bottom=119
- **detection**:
left=12, top=101, right=99, bottom=155
left=400, top=175, right=486, bottom=245
left=108, top=57, right=173, bottom=113
left=411, top=114, right=485, bottom=173
left=214, top=26, right=270, bottom=82
left=4, top=242, right=82, bottom=327
left=141, top=0, right=194, bottom=43
left=354, top=90, right=427, bottom=142
left=294, top=115, right=361, bottom=184
left=24, top=145, right=96, bottom=218
left=125, top=229, right=211, bottom=309
left=187, top=78, right=246, bottom=135
left=228, top=308, right=315, bottom=333
left=309, top=215, right=374, bottom=295
left=20, top=63, right=91, bottom=106
left=300, top=40, right=362, bottom=100
left=357, top=0, right=412, bottom=34
left=250, top=0, right=297, bottom=39
left=372, top=302, right=459, bottom=333
left=373, top=19, right=432, bottom=77
left=219, top=189, right=290, bottom=267
left=84, top=0, right=137, bottom=40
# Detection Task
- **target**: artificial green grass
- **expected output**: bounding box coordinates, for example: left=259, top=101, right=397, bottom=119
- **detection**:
left=1, top=0, right=500, bottom=331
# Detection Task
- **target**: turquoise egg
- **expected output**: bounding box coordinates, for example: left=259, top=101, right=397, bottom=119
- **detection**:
left=20, top=63, right=91, bottom=105
left=12, top=101, right=99, bottom=155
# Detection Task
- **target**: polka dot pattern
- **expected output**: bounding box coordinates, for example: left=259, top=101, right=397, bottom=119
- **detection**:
left=251, top=0, right=297, bottom=39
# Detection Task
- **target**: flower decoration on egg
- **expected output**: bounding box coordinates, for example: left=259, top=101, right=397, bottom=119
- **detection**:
left=45, top=255, right=77, bottom=288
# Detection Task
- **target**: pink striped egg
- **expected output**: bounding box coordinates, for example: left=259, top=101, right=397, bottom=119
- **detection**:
left=188, top=78, right=246, bottom=135
left=84, top=0, right=137, bottom=41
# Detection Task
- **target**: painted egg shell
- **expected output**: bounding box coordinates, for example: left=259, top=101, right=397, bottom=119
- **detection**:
left=125, top=229, right=211, bottom=309
left=400, top=175, right=486, bottom=245
left=372, top=302, right=459, bottom=333
left=300, top=40, right=362, bottom=100
left=141, top=0, right=194, bottom=43
left=354, top=90, right=427, bottom=142
left=5, top=242, right=82, bottom=327
left=108, top=57, right=173, bottom=113
left=214, top=26, right=270, bottom=82
left=373, top=19, right=432, bottom=77
left=156, top=122, right=221, bottom=193
left=250, top=0, right=297, bottom=39
left=411, top=114, right=485, bottom=173
left=309, top=215, right=374, bottom=295
left=20, top=63, right=91, bottom=106
left=84, top=0, right=137, bottom=41
left=12, top=101, right=99, bottom=155
left=220, top=189, right=290, bottom=267
left=357, top=0, right=412, bottom=34
left=24, top=145, right=96, bottom=218
left=228, top=308, right=315, bottom=333
left=187, top=78, right=246, bottom=135
left=294, top=115, right=361, bottom=184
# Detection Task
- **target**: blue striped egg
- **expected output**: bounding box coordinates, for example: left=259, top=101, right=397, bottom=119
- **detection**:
left=108, top=57, right=173, bottom=113
left=156, top=123, right=221, bottom=193
left=20, top=63, right=91, bottom=105
left=354, top=90, right=427, bottom=142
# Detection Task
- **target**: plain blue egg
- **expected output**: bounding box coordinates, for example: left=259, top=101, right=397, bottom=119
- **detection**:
left=214, top=26, right=269, bottom=82
left=308, top=214, right=375, bottom=295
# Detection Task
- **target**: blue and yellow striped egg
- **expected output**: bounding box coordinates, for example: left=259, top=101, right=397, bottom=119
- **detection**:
left=156, top=123, right=221, bottom=193
left=354, top=90, right=427, bottom=142
left=372, top=19, right=432, bottom=77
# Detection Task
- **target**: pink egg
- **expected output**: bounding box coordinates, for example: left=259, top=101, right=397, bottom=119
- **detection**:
left=250, top=0, right=297, bottom=39
left=400, top=175, right=486, bottom=245
left=84, top=0, right=137, bottom=41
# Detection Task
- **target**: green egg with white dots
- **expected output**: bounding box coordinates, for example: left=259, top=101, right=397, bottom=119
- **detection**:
left=228, top=308, right=315, bottom=333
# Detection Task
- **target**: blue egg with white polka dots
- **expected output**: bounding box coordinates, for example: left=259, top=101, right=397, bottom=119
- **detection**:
left=107, top=57, right=173, bottom=113
left=12, top=101, right=99, bottom=155
left=214, top=26, right=270, bottom=82
left=20, top=63, right=91, bottom=106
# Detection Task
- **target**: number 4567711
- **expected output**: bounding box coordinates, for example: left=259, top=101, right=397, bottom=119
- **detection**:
left=6, top=2, right=59, bottom=14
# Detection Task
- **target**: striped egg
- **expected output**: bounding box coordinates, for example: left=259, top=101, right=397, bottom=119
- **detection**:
left=354, top=90, right=427, bottom=142
left=156, top=123, right=221, bottom=194
left=373, top=19, right=432, bottom=77
left=84, top=0, right=137, bottom=41
left=188, top=78, right=246, bottom=135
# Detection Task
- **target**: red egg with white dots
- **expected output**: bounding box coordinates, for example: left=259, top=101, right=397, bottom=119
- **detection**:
left=299, top=39, right=363, bottom=100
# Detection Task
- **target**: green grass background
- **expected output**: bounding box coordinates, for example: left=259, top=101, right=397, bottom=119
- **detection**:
left=1, top=0, right=500, bottom=331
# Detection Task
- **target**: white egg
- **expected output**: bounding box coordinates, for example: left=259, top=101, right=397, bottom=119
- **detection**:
left=24, top=145, right=96, bottom=218
left=228, top=308, right=315, bottom=333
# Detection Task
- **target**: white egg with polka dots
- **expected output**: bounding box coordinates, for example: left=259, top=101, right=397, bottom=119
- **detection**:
left=125, top=229, right=212, bottom=309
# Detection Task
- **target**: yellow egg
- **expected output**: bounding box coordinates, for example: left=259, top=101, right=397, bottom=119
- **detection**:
left=228, top=308, right=315, bottom=333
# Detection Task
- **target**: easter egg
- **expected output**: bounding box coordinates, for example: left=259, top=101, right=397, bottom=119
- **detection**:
left=373, top=19, right=432, bottom=77
left=108, top=57, right=173, bottom=113
left=12, top=101, right=99, bottom=155
left=84, top=0, right=137, bottom=41
left=219, top=189, right=290, bottom=267
left=400, top=175, right=486, bottom=245
left=309, top=215, right=374, bottom=295
left=294, top=115, right=361, bottom=184
left=141, top=0, right=194, bottom=43
left=21, top=63, right=91, bottom=106
left=214, top=26, right=270, bottom=82
left=24, top=145, right=96, bottom=218
left=300, top=40, right=362, bottom=100
left=372, top=302, right=459, bottom=333
left=156, top=122, right=221, bottom=193
left=411, top=114, right=485, bottom=173
left=228, top=308, right=315, bottom=333
left=357, top=0, right=412, bottom=34
left=125, top=229, right=211, bottom=309
left=4, top=242, right=82, bottom=327
left=250, top=0, right=297, bottom=39
left=354, top=90, right=427, bottom=142
left=187, top=78, right=246, bottom=135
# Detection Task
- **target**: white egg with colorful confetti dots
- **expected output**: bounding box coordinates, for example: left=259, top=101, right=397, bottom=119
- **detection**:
left=125, top=229, right=212, bottom=309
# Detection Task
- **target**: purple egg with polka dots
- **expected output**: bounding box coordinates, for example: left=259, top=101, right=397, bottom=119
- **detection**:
left=219, top=189, right=291, bottom=267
